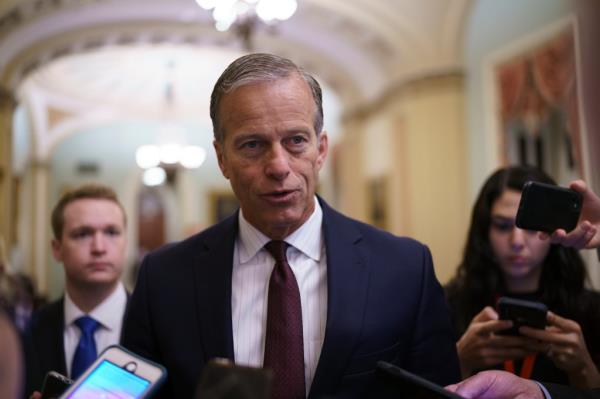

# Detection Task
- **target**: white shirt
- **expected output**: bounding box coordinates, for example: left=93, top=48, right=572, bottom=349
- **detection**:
left=63, top=282, right=127, bottom=377
left=232, top=198, right=328, bottom=394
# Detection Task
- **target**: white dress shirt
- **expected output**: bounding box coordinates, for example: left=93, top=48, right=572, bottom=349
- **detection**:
left=63, top=282, right=127, bottom=377
left=232, top=197, right=328, bottom=394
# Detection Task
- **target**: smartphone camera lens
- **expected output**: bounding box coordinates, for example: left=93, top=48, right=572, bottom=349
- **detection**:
left=124, top=361, right=137, bottom=373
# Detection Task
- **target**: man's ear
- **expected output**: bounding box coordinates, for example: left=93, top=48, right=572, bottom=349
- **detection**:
left=316, top=132, right=328, bottom=170
left=51, top=238, right=62, bottom=262
left=213, top=139, right=230, bottom=180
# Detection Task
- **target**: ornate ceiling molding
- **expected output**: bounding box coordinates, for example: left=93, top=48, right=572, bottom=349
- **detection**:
left=0, top=0, right=474, bottom=106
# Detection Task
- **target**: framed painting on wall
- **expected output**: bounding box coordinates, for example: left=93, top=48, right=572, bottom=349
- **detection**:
left=209, top=190, right=239, bottom=224
left=368, top=176, right=388, bottom=230
left=491, top=19, right=584, bottom=184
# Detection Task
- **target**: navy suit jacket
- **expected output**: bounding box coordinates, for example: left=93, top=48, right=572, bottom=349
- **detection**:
left=23, top=299, right=67, bottom=395
left=122, top=199, right=460, bottom=398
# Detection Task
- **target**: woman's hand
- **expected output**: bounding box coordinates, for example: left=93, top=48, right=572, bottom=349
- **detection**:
left=521, top=311, right=600, bottom=388
left=457, top=307, right=537, bottom=378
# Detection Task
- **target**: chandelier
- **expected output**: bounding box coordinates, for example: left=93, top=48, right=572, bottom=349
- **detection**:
left=135, top=60, right=207, bottom=187
left=195, top=0, right=298, bottom=32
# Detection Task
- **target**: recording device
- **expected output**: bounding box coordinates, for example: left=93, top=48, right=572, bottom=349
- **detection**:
left=376, top=361, right=465, bottom=399
left=59, top=345, right=166, bottom=399
left=496, top=297, right=548, bottom=336
left=195, top=358, right=272, bottom=399
left=40, top=371, right=73, bottom=399
left=516, top=181, right=582, bottom=233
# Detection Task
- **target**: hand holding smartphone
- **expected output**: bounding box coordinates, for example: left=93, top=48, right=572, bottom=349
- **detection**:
left=376, top=361, right=466, bottom=399
left=516, top=181, right=582, bottom=233
left=496, top=297, right=547, bottom=335
left=59, top=345, right=166, bottom=399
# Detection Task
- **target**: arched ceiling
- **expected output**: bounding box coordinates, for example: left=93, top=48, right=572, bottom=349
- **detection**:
left=0, top=0, right=473, bottom=104
left=0, top=0, right=473, bottom=161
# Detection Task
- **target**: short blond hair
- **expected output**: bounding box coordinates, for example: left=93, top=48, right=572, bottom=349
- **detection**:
left=51, top=184, right=125, bottom=239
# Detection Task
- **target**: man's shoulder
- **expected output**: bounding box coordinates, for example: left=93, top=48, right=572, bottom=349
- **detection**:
left=141, top=213, right=237, bottom=268
left=27, top=298, right=63, bottom=337
left=322, top=200, right=427, bottom=252
left=32, top=298, right=63, bottom=321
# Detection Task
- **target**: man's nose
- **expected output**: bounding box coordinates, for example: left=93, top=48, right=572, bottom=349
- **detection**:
left=91, top=232, right=106, bottom=254
left=265, top=144, right=291, bottom=180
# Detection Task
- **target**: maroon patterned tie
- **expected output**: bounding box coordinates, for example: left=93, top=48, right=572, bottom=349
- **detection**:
left=263, top=240, right=305, bottom=399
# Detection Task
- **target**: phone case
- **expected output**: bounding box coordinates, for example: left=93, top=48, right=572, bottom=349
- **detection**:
left=496, top=297, right=548, bottom=335
left=516, top=181, right=582, bottom=233
left=59, top=345, right=167, bottom=399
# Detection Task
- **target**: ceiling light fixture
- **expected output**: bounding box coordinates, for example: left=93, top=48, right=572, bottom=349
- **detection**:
left=195, top=0, right=297, bottom=31
left=194, top=0, right=298, bottom=49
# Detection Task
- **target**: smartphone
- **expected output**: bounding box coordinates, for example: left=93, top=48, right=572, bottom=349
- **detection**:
left=516, top=181, right=582, bottom=233
left=40, top=371, right=73, bottom=399
left=376, top=361, right=465, bottom=399
left=496, top=297, right=548, bottom=335
left=195, top=358, right=272, bottom=399
left=58, top=345, right=166, bottom=399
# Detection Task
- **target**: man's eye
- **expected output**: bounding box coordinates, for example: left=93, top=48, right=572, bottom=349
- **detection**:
left=241, top=140, right=260, bottom=149
left=72, top=231, right=92, bottom=239
left=291, top=136, right=306, bottom=144
left=106, top=228, right=121, bottom=236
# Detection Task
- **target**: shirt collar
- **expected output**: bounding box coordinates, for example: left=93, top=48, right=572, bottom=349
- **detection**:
left=237, top=196, right=323, bottom=263
left=64, top=282, right=127, bottom=331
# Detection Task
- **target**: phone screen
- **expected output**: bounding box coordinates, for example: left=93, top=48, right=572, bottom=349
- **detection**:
left=64, top=360, right=150, bottom=399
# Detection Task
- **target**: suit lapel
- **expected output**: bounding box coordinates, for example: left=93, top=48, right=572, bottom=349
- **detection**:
left=193, top=213, right=238, bottom=362
left=309, top=200, right=370, bottom=397
left=38, top=299, right=68, bottom=375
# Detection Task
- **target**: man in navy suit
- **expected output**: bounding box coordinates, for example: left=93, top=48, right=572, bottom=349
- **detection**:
left=24, top=184, right=129, bottom=396
left=122, top=53, right=460, bottom=398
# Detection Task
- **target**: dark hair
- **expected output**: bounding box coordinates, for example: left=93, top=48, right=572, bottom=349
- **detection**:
left=51, top=184, right=126, bottom=239
left=446, top=165, right=587, bottom=333
left=210, top=53, right=323, bottom=142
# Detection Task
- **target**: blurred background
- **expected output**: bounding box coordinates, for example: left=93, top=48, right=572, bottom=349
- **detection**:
left=0, top=0, right=598, bottom=300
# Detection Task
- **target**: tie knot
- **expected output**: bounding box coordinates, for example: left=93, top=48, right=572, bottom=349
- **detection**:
left=265, top=240, right=289, bottom=263
left=74, top=316, right=100, bottom=336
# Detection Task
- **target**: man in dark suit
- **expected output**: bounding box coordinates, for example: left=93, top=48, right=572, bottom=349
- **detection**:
left=24, top=184, right=128, bottom=396
left=122, top=53, right=460, bottom=398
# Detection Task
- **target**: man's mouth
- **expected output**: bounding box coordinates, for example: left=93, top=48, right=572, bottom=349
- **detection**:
left=263, top=190, right=297, bottom=202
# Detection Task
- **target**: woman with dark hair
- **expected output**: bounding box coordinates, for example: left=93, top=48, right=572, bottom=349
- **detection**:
left=445, top=165, right=600, bottom=388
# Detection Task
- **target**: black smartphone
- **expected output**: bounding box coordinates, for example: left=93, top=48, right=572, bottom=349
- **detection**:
left=40, top=371, right=73, bottom=399
left=516, top=181, right=582, bottom=233
left=195, top=358, right=272, bottom=399
left=496, top=297, right=548, bottom=335
left=376, top=361, right=466, bottom=399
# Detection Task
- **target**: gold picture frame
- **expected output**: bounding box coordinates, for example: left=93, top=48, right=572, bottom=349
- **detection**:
left=209, top=190, right=239, bottom=224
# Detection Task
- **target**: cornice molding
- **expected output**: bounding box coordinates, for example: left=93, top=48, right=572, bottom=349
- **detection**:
left=342, top=70, right=465, bottom=124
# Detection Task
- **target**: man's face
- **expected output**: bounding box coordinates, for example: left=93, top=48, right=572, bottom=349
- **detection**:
left=52, top=198, right=126, bottom=290
left=214, top=74, right=328, bottom=239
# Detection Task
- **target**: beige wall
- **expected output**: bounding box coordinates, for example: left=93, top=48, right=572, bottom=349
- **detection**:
left=339, top=74, right=469, bottom=283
